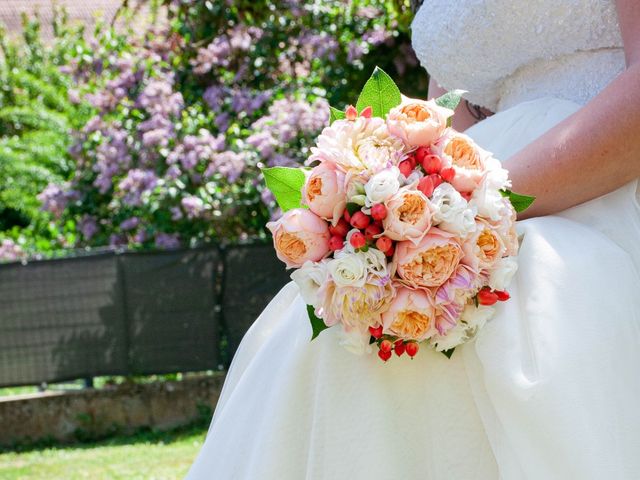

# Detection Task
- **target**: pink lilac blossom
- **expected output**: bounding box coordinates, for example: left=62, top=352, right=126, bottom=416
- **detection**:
left=117, top=169, right=158, bottom=206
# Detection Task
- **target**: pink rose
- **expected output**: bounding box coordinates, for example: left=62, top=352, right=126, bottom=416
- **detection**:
left=387, top=96, right=453, bottom=147
left=383, top=185, right=432, bottom=244
left=301, top=162, right=346, bottom=223
left=461, top=219, right=506, bottom=272
left=395, top=227, right=463, bottom=288
left=266, top=208, right=330, bottom=269
left=433, top=265, right=482, bottom=335
left=381, top=286, right=436, bottom=341
left=432, top=131, right=490, bottom=192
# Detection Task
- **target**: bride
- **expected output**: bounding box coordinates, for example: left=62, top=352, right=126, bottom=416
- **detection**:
left=186, top=0, right=640, bottom=478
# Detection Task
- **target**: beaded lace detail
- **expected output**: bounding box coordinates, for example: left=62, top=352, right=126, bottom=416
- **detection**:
left=411, top=0, right=625, bottom=111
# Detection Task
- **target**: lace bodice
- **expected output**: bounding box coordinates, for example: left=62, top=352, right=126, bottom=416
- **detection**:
left=411, top=0, right=626, bottom=112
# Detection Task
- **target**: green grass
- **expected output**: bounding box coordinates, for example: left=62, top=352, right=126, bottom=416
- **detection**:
left=0, top=425, right=207, bottom=479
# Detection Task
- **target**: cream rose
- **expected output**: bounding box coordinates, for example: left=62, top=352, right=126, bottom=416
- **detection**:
left=381, top=286, right=436, bottom=341
left=328, top=250, right=368, bottom=288
left=488, top=256, right=518, bottom=291
left=290, top=259, right=330, bottom=307
left=395, top=227, right=463, bottom=289
left=461, top=220, right=506, bottom=272
left=383, top=185, right=432, bottom=244
left=386, top=96, right=453, bottom=147
left=432, top=131, right=491, bottom=192
left=301, top=162, right=346, bottom=223
left=317, top=276, right=394, bottom=331
left=430, top=183, right=477, bottom=237
left=266, top=208, right=330, bottom=269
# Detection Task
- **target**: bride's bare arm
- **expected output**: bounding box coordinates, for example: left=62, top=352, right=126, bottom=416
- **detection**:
left=504, top=0, right=640, bottom=219
left=427, top=78, right=490, bottom=132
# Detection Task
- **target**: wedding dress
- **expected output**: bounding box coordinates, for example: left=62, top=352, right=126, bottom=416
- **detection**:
left=186, top=1, right=640, bottom=478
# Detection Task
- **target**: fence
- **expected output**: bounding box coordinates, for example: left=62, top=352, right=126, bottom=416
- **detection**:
left=0, top=244, right=291, bottom=388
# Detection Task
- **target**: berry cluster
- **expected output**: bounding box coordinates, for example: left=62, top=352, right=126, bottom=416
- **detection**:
left=476, top=287, right=510, bottom=305
left=369, top=325, right=420, bottom=362
left=400, top=146, right=457, bottom=198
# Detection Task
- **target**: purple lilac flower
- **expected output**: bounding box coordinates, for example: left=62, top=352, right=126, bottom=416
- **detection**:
left=137, top=77, right=184, bottom=117
left=93, top=127, right=132, bottom=193
left=0, top=239, right=25, bottom=263
left=170, top=206, right=183, bottom=221
left=120, top=216, right=140, bottom=231
left=109, top=233, right=128, bottom=248
left=167, top=130, right=226, bottom=172
left=204, top=151, right=247, bottom=183
left=78, top=215, right=99, bottom=240
left=117, top=169, right=158, bottom=206
left=155, top=232, right=180, bottom=250
left=38, top=183, right=69, bottom=217
left=181, top=195, right=205, bottom=219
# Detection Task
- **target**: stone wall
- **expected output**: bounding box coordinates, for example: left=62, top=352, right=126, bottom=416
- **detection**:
left=0, top=373, right=225, bottom=447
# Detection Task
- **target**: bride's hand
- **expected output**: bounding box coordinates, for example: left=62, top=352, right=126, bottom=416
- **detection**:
left=504, top=0, right=640, bottom=219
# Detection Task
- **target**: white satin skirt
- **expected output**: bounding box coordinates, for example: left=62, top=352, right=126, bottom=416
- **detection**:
left=186, top=98, right=640, bottom=480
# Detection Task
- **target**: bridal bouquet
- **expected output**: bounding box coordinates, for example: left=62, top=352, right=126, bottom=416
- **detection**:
left=263, top=68, right=533, bottom=362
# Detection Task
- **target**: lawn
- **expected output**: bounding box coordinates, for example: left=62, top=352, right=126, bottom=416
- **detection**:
left=0, top=425, right=207, bottom=479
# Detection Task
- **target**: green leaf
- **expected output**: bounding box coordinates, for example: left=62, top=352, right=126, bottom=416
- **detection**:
left=441, top=348, right=455, bottom=359
left=500, top=189, right=536, bottom=213
left=345, top=202, right=361, bottom=215
left=307, top=304, right=330, bottom=340
left=355, top=66, right=402, bottom=118
left=435, top=90, right=467, bottom=111
left=262, top=166, right=306, bottom=212
left=329, top=106, right=345, bottom=125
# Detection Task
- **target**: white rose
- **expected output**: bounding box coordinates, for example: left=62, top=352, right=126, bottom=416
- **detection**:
left=365, top=166, right=401, bottom=205
left=429, top=321, right=468, bottom=351
left=290, top=260, right=329, bottom=307
left=460, top=304, right=494, bottom=331
left=360, top=248, right=389, bottom=278
left=469, top=172, right=511, bottom=222
left=431, top=183, right=477, bottom=237
left=337, top=327, right=373, bottom=355
left=488, top=256, right=518, bottom=291
left=328, top=250, right=368, bottom=287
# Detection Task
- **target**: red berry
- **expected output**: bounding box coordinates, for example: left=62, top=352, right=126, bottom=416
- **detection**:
left=364, top=223, right=382, bottom=241
left=461, top=191, right=472, bottom=201
left=428, top=173, right=443, bottom=189
left=350, top=211, right=370, bottom=230
left=375, top=236, right=392, bottom=252
left=440, top=167, right=456, bottom=183
left=343, top=209, right=352, bottom=223
left=477, top=288, right=499, bottom=306
left=329, top=235, right=344, bottom=251
left=369, top=325, right=383, bottom=339
left=405, top=342, right=419, bottom=358
left=406, top=156, right=417, bottom=170
left=495, top=290, right=511, bottom=301
left=417, top=176, right=435, bottom=197
left=378, top=349, right=392, bottom=362
left=414, top=146, right=430, bottom=163
left=398, top=159, right=414, bottom=177
left=394, top=340, right=406, bottom=356
left=329, top=218, right=350, bottom=237
left=370, top=203, right=387, bottom=221
left=384, top=244, right=395, bottom=257
left=349, top=231, right=366, bottom=249
left=379, top=339, right=393, bottom=354
left=422, top=154, right=442, bottom=175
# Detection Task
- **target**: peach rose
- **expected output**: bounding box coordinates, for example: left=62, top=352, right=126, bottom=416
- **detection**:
left=381, top=286, right=436, bottom=341
left=387, top=96, right=453, bottom=147
left=383, top=185, right=432, bottom=244
left=395, top=227, right=463, bottom=288
left=432, top=131, right=491, bottom=192
left=301, top=162, right=346, bottom=223
left=317, top=275, right=394, bottom=331
left=266, top=208, right=330, bottom=269
left=461, top=219, right=506, bottom=272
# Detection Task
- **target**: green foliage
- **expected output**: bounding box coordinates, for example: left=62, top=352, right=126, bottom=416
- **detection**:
left=500, top=189, right=536, bottom=213
left=262, top=167, right=306, bottom=212
left=355, top=66, right=402, bottom=118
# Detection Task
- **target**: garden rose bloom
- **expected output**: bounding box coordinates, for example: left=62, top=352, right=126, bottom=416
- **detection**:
left=462, top=220, right=506, bottom=271
left=383, top=186, right=432, bottom=244
left=386, top=96, right=453, bottom=147
left=301, top=162, right=346, bottom=223
left=328, top=251, right=368, bottom=288
left=307, top=117, right=406, bottom=175
left=317, top=276, right=394, bottom=331
left=267, top=208, right=330, bottom=269
left=395, top=228, right=463, bottom=288
left=432, top=131, right=490, bottom=192
left=430, top=183, right=477, bottom=237
left=381, top=286, right=436, bottom=341
left=364, top=166, right=401, bottom=205
left=488, top=256, right=518, bottom=291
